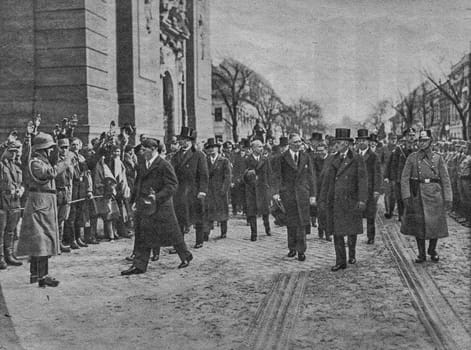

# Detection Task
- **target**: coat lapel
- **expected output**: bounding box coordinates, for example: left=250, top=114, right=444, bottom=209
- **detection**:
left=337, top=150, right=354, bottom=176
left=283, top=151, right=298, bottom=171
left=175, top=149, right=193, bottom=172
left=143, top=156, right=162, bottom=178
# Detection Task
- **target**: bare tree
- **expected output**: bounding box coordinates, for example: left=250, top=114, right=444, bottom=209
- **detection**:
left=364, top=99, right=389, bottom=138
left=423, top=70, right=469, bottom=140
left=391, top=88, right=418, bottom=130
left=212, top=58, right=255, bottom=142
left=280, top=98, right=325, bottom=138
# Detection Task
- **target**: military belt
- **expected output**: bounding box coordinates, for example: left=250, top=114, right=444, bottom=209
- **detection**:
left=29, top=188, right=57, bottom=194
left=410, top=178, right=440, bottom=184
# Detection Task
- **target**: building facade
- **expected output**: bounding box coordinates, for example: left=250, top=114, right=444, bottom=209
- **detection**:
left=0, top=0, right=212, bottom=144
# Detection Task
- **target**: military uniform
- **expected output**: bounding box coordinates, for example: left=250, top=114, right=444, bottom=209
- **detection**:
left=457, top=149, right=471, bottom=224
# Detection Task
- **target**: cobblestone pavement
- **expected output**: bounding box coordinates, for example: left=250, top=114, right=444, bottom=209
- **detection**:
left=0, top=202, right=470, bottom=350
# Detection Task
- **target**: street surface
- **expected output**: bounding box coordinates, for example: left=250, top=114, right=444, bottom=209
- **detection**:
left=1, top=200, right=470, bottom=350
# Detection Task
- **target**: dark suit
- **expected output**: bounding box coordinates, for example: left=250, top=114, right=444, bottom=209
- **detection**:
left=131, top=156, right=191, bottom=271
left=273, top=151, right=316, bottom=254
left=360, top=148, right=381, bottom=239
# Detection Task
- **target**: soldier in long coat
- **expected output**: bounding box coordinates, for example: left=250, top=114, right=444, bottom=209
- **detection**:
left=204, top=139, right=232, bottom=239
left=0, top=140, right=24, bottom=269
left=121, top=138, right=193, bottom=275
left=17, top=133, right=60, bottom=287
left=171, top=127, right=209, bottom=249
left=457, top=142, right=471, bottom=225
left=401, top=130, right=452, bottom=263
left=272, top=133, right=316, bottom=261
left=321, top=129, right=368, bottom=271
left=356, top=130, right=382, bottom=244
left=243, top=139, right=273, bottom=241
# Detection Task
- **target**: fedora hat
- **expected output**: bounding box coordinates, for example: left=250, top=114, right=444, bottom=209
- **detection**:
left=32, top=132, right=56, bottom=152
left=369, top=133, right=379, bottom=143
left=334, top=128, right=353, bottom=141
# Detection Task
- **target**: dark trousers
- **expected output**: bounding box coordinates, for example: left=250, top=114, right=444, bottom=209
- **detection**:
left=366, top=217, right=375, bottom=239
left=133, top=240, right=191, bottom=272
left=384, top=182, right=396, bottom=215
left=30, top=256, right=49, bottom=279
left=287, top=226, right=306, bottom=254
left=394, top=182, right=404, bottom=218
left=333, top=235, right=357, bottom=265
left=248, top=215, right=270, bottom=238
left=416, top=238, right=438, bottom=257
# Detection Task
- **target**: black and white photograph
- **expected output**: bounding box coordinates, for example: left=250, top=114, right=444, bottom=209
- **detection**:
left=0, top=0, right=470, bottom=349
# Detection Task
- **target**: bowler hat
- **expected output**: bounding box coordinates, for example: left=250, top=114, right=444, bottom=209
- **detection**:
left=179, top=126, right=197, bottom=140
left=279, top=137, right=288, bottom=147
left=310, top=132, right=323, bottom=141
left=334, top=128, right=353, bottom=141
left=418, top=130, right=432, bottom=141
left=356, top=129, right=369, bottom=139
left=32, top=132, right=56, bottom=152
left=204, top=138, right=221, bottom=149
left=369, top=133, right=379, bottom=143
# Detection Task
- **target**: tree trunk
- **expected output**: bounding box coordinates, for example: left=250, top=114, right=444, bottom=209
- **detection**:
left=232, top=118, right=239, bottom=143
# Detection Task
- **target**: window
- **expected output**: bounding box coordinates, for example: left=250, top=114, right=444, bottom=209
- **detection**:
left=214, top=107, right=223, bottom=122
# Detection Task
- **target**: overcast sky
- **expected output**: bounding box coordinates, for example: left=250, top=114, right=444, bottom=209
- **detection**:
left=210, top=0, right=471, bottom=124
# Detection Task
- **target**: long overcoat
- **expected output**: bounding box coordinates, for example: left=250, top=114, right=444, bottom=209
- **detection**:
left=321, top=150, right=368, bottom=236
left=272, top=151, right=316, bottom=227
left=206, top=154, right=232, bottom=222
left=243, top=154, right=272, bottom=216
left=400, top=150, right=452, bottom=239
left=171, top=147, right=209, bottom=227
left=360, top=148, right=382, bottom=219
left=17, top=153, right=60, bottom=257
left=132, top=156, right=184, bottom=247
left=311, top=154, right=325, bottom=217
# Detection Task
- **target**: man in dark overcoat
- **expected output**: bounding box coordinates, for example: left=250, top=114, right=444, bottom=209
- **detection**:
left=356, top=130, right=381, bottom=244
left=321, top=129, right=367, bottom=271
left=204, top=138, right=232, bottom=239
left=272, top=133, right=316, bottom=261
left=229, top=144, right=245, bottom=215
left=121, top=138, right=193, bottom=275
left=243, top=139, right=272, bottom=241
left=308, top=133, right=324, bottom=234
left=171, top=127, right=209, bottom=249
left=314, top=143, right=332, bottom=241
left=401, top=130, right=452, bottom=263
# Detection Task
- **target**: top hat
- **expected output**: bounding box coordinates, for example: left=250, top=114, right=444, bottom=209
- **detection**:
left=179, top=126, right=197, bottom=140
left=310, top=132, right=323, bottom=141
left=402, top=127, right=416, bottom=136
left=205, top=138, right=221, bottom=149
left=334, top=128, right=353, bottom=141
left=418, top=130, right=432, bottom=141
left=279, top=136, right=288, bottom=147
left=356, top=129, right=369, bottom=139
left=32, top=132, right=56, bottom=152
left=6, top=140, right=22, bottom=151
left=369, top=133, right=379, bottom=143
left=241, top=138, right=251, bottom=149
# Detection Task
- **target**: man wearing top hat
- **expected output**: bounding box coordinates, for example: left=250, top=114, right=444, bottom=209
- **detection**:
left=0, top=140, right=25, bottom=269
left=356, top=130, right=381, bottom=244
left=272, top=133, right=316, bottom=261
left=203, top=138, right=232, bottom=239
left=384, top=128, right=416, bottom=220
left=320, top=129, right=367, bottom=271
left=171, top=126, right=209, bottom=249
left=401, top=130, right=452, bottom=263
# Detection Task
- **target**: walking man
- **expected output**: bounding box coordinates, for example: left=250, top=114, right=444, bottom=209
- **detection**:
left=401, top=130, right=452, bottom=263
left=272, top=133, right=316, bottom=261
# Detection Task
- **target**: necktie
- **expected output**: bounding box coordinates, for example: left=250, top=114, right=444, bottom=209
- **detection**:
left=294, top=153, right=298, bottom=165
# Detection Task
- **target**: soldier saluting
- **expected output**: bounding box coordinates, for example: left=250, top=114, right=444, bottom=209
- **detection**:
left=401, top=130, right=452, bottom=263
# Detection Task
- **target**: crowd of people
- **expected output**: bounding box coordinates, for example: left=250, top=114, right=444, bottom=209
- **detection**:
left=1, top=115, right=469, bottom=286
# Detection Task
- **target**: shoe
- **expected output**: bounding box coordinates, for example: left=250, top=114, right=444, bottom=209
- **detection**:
left=77, top=238, right=88, bottom=247
left=118, top=233, right=133, bottom=239
left=266, top=230, right=271, bottom=236
left=0, top=260, right=7, bottom=270
left=325, top=236, right=332, bottom=242
left=203, top=233, right=209, bottom=242
left=348, top=257, right=356, bottom=264
left=318, top=233, right=324, bottom=239
left=366, top=239, right=374, bottom=245
left=151, top=254, right=160, bottom=262
left=384, top=213, right=392, bottom=219
left=121, top=266, right=145, bottom=276
left=430, top=254, right=439, bottom=262
left=287, top=250, right=296, bottom=258
left=38, top=276, right=60, bottom=288
left=194, top=243, right=203, bottom=249
left=331, top=264, right=347, bottom=271
left=85, top=238, right=99, bottom=245
left=60, top=244, right=71, bottom=253
left=298, top=253, right=306, bottom=261
left=415, top=256, right=426, bottom=263
left=5, top=254, right=23, bottom=266
left=220, top=233, right=227, bottom=239
left=30, top=275, right=38, bottom=284
left=178, top=253, right=193, bottom=269
left=168, top=248, right=178, bottom=254
left=70, top=241, right=80, bottom=249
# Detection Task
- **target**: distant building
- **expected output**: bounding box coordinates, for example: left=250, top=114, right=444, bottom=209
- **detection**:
left=0, top=0, right=212, bottom=143
left=212, top=97, right=255, bottom=143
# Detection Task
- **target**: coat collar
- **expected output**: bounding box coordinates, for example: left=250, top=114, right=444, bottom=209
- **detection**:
left=282, top=149, right=298, bottom=170
left=336, top=149, right=354, bottom=176
left=142, top=156, right=162, bottom=177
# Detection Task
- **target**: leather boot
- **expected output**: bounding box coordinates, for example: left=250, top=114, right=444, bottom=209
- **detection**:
left=4, top=232, right=22, bottom=266
left=220, top=221, right=227, bottom=238
left=428, top=239, right=439, bottom=262
left=249, top=217, right=257, bottom=241
left=415, top=238, right=426, bottom=263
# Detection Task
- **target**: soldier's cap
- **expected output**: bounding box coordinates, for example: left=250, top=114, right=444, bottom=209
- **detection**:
left=418, top=130, right=432, bottom=141
left=32, top=132, right=56, bottom=152
left=402, top=127, right=416, bottom=136
left=57, top=138, right=70, bottom=147
left=6, top=140, right=22, bottom=151
left=141, top=138, right=160, bottom=149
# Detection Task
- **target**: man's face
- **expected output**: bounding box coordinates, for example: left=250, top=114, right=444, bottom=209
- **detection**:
left=289, top=135, right=302, bottom=152
left=334, top=140, right=349, bottom=153
left=58, top=144, right=69, bottom=156
left=179, top=138, right=192, bottom=150
left=113, top=148, right=121, bottom=159
left=207, top=146, right=218, bottom=157
left=252, top=142, right=263, bottom=155
left=370, top=142, right=377, bottom=152
left=70, top=140, right=81, bottom=153
left=357, top=138, right=369, bottom=151
left=142, top=146, right=155, bottom=161
left=405, top=133, right=415, bottom=145
left=418, top=139, right=432, bottom=151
